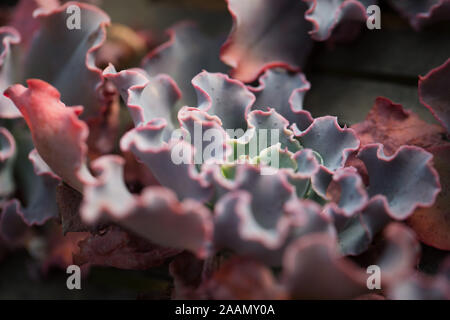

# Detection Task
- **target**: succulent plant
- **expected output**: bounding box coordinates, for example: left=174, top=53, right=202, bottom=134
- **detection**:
left=0, top=0, right=449, bottom=300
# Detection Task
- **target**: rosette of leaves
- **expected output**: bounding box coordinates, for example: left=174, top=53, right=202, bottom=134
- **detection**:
left=0, top=0, right=449, bottom=299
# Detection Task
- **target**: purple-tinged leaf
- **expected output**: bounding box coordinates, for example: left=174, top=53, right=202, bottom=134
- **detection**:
left=249, top=68, right=313, bottom=131
left=103, top=64, right=180, bottom=133
left=7, top=0, right=59, bottom=51
left=419, top=58, right=450, bottom=133
left=283, top=223, right=420, bottom=299
left=358, top=144, right=440, bottom=219
left=178, top=106, right=229, bottom=164
left=407, top=145, right=450, bottom=250
left=192, top=71, right=255, bottom=130
left=169, top=251, right=206, bottom=299
left=388, top=0, right=450, bottom=30
left=298, top=116, right=360, bottom=171
left=143, top=22, right=227, bottom=107
left=221, top=0, right=313, bottom=82
left=0, top=27, right=21, bottom=119
left=24, top=1, right=111, bottom=119
left=245, top=109, right=302, bottom=153
left=4, top=79, right=96, bottom=192
left=0, top=200, right=29, bottom=247
left=352, top=97, right=447, bottom=155
left=121, top=120, right=213, bottom=202
left=297, top=116, right=360, bottom=197
left=329, top=196, right=391, bottom=256
left=74, top=226, right=181, bottom=270
left=388, top=260, right=450, bottom=300
left=303, top=0, right=375, bottom=41
left=15, top=149, right=60, bottom=225
left=286, top=148, right=320, bottom=198
left=81, top=155, right=213, bottom=257
left=213, top=190, right=294, bottom=266
left=326, top=167, right=368, bottom=217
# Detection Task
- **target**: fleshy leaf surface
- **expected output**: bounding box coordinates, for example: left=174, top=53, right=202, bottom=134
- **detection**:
left=221, top=0, right=313, bottom=82
left=388, top=0, right=450, bottom=30
left=303, top=0, right=376, bottom=41
left=192, top=71, right=255, bottom=130
left=143, top=22, right=227, bottom=107
left=0, top=127, right=16, bottom=199
left=419, top=58, right=450, bottom=133
left=81, top=155, right=213, bottom=257
left=74, top=226, right=181, bottom=270
left=357, top=144, right=440, bottom=219
left=103, top=64, right=180, bottom=133
left=407, top=145, right=450, bottom=250
left=4, top=79, right=95, bottom=191
left=296, top=116, right=360, bottom=197
left=24, top=1, right=111, bottom=119
left=283, top=223, right=420, bottom=299
left=352, top=97, right=447, bottom=155
left=213, top=165, right=333, bottom=266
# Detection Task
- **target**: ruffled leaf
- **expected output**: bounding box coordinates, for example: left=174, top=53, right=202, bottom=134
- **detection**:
left=419, top=58, right=450, bottom=133
left=74, top=226, right=181, bottom=270
left=81, top=155, right=213, bottom=257
left=142, top=22, right=227, bottom=107
left=0, top=200, right=29, bottom=246
left=388, top=0, right=450, bottom=30
left=249, top=68, right=313, bottom=132
left=121, top=120, right=213, bottom=201
left=303, top=0, right=375, bottom=41
left=358, top=144, right=440, bottom=219
left=103, top=64, right=180, bottom=134
left=326, top=167, right=368, bottom=218
left=296, top=116, right=360, bottom=197
left=24, top=1, right=111, bottom=119
left=283, top=223, right=420, bottom=299
left=352, top=97, right=447, bottom=155
left=221, top=0, right=313, bottom=82
left=407, top=145, right=450, bottom=250
left=16, top=149, right=60, bottom=225
left=0, top=27, right=21, bottom=118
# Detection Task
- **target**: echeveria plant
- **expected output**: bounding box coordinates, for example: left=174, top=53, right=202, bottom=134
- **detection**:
left=0, top=0, right=449, bottom=300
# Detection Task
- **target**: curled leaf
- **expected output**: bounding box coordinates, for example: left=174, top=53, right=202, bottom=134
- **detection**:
left=121, top=120, right=213, bottom=201
left=358, top=144, right=440, bottom=219
left=0, top=27, right=21, bottom=118
left=221, top=0, right=313, bottom=82
left=103, top=64, right=180, bottom=133
left=303, top=0, right=375, bottom=41
left=25, top=1, right=111, bottom=119
left=74, top=226, right=181, bottom=270
left=192, top=71, right=255, bottom=130
left=81, top=155, right=213, bottom=257
left=388, top=0, right=450, bottom=30
left=0, top=127, right=16, bottom=199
